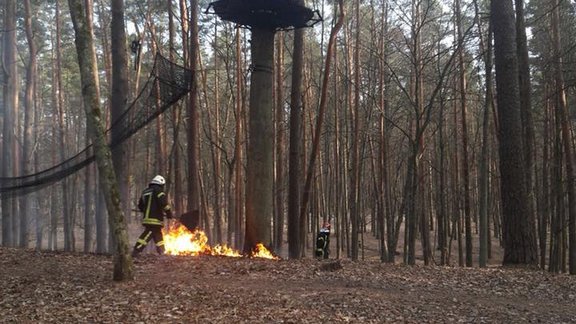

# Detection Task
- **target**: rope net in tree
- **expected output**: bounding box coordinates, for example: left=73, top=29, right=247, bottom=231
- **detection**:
left=0, top=53, right=192, bottom=197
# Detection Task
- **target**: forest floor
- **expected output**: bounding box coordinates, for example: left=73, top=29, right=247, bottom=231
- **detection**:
left=1, top=245, right=576, bottom=323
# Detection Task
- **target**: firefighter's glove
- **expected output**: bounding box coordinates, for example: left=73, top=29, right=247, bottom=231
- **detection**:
left=166, top=209, right=173, bottom=219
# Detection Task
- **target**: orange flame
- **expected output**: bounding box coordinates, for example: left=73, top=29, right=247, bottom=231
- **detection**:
left=163, top=224, right=277, bottom=259
left=251, top=243, right=280, bottom=260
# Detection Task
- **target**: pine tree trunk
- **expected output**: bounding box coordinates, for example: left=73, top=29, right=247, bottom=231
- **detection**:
left=173, top=0, right=189, bottom=224
left=349, top=0, right=362, bottom=262
left=456, top=0, right=473, bottom=267
left=515, top=0, right=538, bottom=267
left=475, top=0, right=493, bottom=268
left=187, top=0, right=201, bottom=235
left=288, top=25, right=304, bottom=259
left=1, top=0, right=17, bottom=247
left=550, top=0, right=576, bottom=274
left=22, top=0, right=38, bottom=249
left=244, top=28, right=275, bottom=253
left=233, top=28, right=244, bottom=249
left=274, top=32, right=285, bottom=252
left=491, top=0, right=538, bottom=265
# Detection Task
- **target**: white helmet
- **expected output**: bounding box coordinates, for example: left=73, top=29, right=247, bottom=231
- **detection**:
left=150, top=175, right=166, bottom=186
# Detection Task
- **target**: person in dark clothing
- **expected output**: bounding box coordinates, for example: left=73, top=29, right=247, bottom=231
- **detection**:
left=315, top=222, right=331, bottom=259
left=132, top=175, right=173, bottom=257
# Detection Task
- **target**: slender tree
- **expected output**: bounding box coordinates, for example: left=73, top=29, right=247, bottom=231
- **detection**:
left=22, top=0, right=38, bottom=249
left=274, top=31, right=286, bottom=251
left=67, top=0, right=133, bottom=281
left=456, top=0, right=473, bottom=267
left=515, top=0, right=537, bottom=263
left=288, top=2, right=305, bottom=259
left=187, top=0, right=201, bottom=233
left=2, top=0, right=17, bottom=247
left=474, top=0, right=493, bottom=268
left=110, top=0, right=131, bottom=227
left=550, top=0, right=576, bottom=274
left=233, top=28, right=244, bottom=248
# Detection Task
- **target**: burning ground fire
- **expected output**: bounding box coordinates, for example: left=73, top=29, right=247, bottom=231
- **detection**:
left=163, top=224, right=279, bottom=260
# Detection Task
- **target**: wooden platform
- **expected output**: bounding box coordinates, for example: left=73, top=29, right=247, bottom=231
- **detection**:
left=207, top=0, right=321, bottom=30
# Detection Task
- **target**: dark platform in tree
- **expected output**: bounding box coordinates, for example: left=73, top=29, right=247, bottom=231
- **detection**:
left=206, top=0, right=322, bottom=31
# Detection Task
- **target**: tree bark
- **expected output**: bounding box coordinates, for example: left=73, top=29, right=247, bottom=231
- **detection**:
left=550, top=0, right=576, bottom=274
left=491, top=0, right=538, bottom=265
left=67, top=0, right=133, bottom=281
left=515, top=0, right=538, bottom=267
left=244, top=28, right=275, bottom=253
left=110, top=0, right=131, bottom=229
left=54, top=0, right=75, bottom=252
left=2, top=0, right=17, bottom=247
left=288, top=23, right=304, bottom=259
left=456, top=0, right=473, bottom=267
left=474, top=0, right=493, bottom=268
left=232, top=28, right=245, bottom=248
left=349, top=0, right=361, bottom=262
left=187, top=0, right=201, bottom=233
left=274, top=31, right=285, bottom=252
left=22, top=0, right=38, bottom=249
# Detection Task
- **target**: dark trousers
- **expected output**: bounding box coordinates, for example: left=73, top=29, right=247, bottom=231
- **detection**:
left=132, top=225, right=165, bottom=256
left=315, top=232, right=330, bottom=259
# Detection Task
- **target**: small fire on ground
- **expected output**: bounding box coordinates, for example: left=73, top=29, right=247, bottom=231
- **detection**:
left=163, top=224, right=279, bottom=260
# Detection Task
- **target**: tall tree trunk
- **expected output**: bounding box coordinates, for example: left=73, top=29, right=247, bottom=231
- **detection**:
left=475, top=0, right=493, bottom=267
left=349, top=0, right=361, bottom=261
left=406, top=0, right=424, bottom=265
left=67, top=0, right=133, bottom=281
left=333, top=19, right=343, bottom=259
left=1, top=0, right=17, bottom=247
left=436, top=42, right=448, bottom=265
left=379, top=0, right=391, bottom=262
left=491, top=0, right=538, bottom=265
left=170, top=0, right=188, bottom=222
left=551, top=0, right=576, bottom=274
left=515, top=0, right=538, bottom=266
left=456, top=0, right=473, bottom=267
left=22, top=0, right=38, bottom=248
left=244, top=28, right=275, bottom=253
left=187, top=0, right=201, bottom=234
left=274, top=31, right=285, bottom=251
left=110, top=0, right=131, bottom=233
left=54, top=0, right=75, bottom=251
left=288, top=21, right=304, bottom=259
left=233, top=28, right=244, bottom=249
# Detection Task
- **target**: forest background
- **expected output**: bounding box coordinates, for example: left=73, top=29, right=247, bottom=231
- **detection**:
left=1, top=0, right=576, bottom=277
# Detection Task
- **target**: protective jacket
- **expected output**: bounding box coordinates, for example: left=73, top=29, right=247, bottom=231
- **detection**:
left=315, top=227, right=330, bottom=259
left=138, top=184, right=172, bottom=226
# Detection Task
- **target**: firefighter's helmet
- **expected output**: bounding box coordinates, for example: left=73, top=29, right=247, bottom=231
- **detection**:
left=150, top=175, right=166, bottom=186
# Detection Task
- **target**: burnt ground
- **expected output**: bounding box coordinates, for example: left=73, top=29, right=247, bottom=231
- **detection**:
left=1, top=247, right=575, bottom=323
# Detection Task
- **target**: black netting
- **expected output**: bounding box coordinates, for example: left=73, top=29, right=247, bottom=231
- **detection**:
left=0, top=53, right=192, bottom=197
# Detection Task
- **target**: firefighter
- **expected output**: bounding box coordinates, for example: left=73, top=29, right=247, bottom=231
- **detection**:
left=315, top=222, right=331, bottom=259
left=132, top=175, right=173, bottom=257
